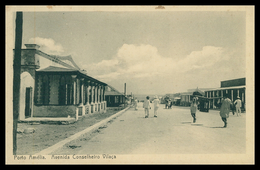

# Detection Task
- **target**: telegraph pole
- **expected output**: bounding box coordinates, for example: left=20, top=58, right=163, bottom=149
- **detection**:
left=13, top=11, right=23, bottom=155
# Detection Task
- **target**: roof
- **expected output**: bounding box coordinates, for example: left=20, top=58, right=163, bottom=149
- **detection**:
left=37, top=66, right=78, bottom=72
left=105, top=90, right=125, bottom=96
left=180, top=92, right=193, bottom=95
left=56, top=55, right=80, bottom=70
left=105, top=84, right=125, bottom=96
left=192, top=88, right=205, bottom=96
left=36, top=66, right=107, bottom=85
left=204, top=85, right=246, bottom=91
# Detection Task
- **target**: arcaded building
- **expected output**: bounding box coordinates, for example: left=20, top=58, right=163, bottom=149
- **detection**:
left=17, top=44, right=107, bottom=120
left=204, top=78, right=246, bottom=110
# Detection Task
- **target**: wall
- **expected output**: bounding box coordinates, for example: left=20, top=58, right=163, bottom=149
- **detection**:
left=221, top=78, right=246, bottom=88
left=19, top=72, right=35, bottom=120
left=33, top=105, right=76, bottom=117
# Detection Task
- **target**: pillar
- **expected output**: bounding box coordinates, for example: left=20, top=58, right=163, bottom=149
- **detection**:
left=80, top=78, right=85, bottom=116
left=81, top=78, right=85, bottom=105
left=97, top=85, right=100, bottom=103
left=95, top=83, right=98, bottom=103
left=91, top=82, right=94, bottom=104
left=71, top=75, right=77, bottom=105
left=103, top=85, right=105, bottom=101
left=86, top=80, right=90, bottom=105
left=231, top=90, right=233, bottom=101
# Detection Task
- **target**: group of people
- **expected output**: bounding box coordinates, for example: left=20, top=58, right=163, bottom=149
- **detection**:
left=190, top=94, right=242, bottom=128
left=133, top=95, right=160, bottom=118
left=136, top=94, right=242, bottom=128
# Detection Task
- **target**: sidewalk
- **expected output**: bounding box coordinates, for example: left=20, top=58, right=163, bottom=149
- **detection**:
left=16, top=107, right=129, bottom=155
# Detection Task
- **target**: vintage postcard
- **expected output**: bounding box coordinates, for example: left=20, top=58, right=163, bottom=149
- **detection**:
left=6, top=6, right=254, bottom=164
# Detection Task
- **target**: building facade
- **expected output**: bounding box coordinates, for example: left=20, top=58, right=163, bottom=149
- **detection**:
left=105, top=85, right=126, bottom=107
left=204, top=78, right=246, bottom=110
left=17, top=44, right=107, bottom=120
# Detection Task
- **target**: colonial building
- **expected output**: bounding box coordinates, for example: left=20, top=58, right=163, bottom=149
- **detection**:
left=17, top=44, right=107, bottom=120
left=105, top=85, right=127, bottom=107
left=204, top=78, right=246, bottom=110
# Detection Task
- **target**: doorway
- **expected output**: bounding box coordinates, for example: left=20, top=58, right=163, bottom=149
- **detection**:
left=25, top=87, right=32, bottom=118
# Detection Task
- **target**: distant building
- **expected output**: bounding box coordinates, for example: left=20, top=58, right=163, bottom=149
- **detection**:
left=105, top=85, right=127, bottom=107
left=17, top=44, right=107, bottom=120
left=180, top=92, right=193, bottom=106
left=204, top=78, right=246, bottom=110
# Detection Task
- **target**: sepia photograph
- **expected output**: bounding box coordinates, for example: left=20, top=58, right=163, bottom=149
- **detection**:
left=6, top=6, right=254, bottom=164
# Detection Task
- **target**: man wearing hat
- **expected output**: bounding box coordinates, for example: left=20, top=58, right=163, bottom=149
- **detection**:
left=234, top=96, right=242, bottom=116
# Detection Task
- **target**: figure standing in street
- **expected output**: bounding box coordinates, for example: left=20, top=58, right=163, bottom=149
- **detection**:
left=190, top=98, right=197, bottom=123
left=134, top=98, right=138, bottom=110
left=143, top=96, right=151, bottom=118
left=234, top=96, right=242, bottom=116
left=219, top=95, right=232, bottom=128
left=153, top=95, right=160, bottom=118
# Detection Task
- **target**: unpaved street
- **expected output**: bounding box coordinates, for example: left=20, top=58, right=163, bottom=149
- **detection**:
left=53, top=103, right=246, bottom=155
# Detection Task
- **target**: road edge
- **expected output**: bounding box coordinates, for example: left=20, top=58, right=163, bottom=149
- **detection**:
left=35, top=106, right=130, bottom=155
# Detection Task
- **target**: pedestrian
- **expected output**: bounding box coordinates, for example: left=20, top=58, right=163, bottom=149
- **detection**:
left=134, top=98, right=138, bottom=110
left=231, top=101, right=236, bottom=115
left=190, top=98, right=197, bottom=123
left=143, top=96, right=151, bottom=118
left=153, top=95, right=160, bottom=118
left=219, top=94, right=232, bottom=128
left=234, top=96, right=242, bottom=116
left=168, top=99, right=172, bottom=109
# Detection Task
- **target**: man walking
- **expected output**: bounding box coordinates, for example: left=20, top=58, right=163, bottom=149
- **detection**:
left=220, top=95, right=232, bottom=128
left=143, top=96, right=151, bottom=118
left=153, top=95, right=160, bottom=118
left=234, top=96, right=242, bottom=116
left=190, top=98, right=197, bottom=123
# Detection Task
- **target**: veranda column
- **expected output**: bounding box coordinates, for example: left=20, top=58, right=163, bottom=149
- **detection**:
left=90, top=81, right=94, bottom=113
left=94, top=83, right=98, bottom=112
left=212, top=91, right=214, bottom=108
left=71, top=75, right=77, bottom=105
left=91, top=82, right=94, bottom=104
left=86, top=80, right=90, bottom=105
left=97, top=84, right=101, bottom=112
left=85, top=80, right=90, bottom=114
left=231, top=90, right=233, bottom=101
left=103, top=85, right=106, bottom=113
left=103, top=85, right=106, bottom=101
left=95, top=83, right=98, bottom=103
left=71, top=75, right=78, bottom=120
left=97, top=85, right=100, bottom=103
left=80, top=78, right=85, bottom=116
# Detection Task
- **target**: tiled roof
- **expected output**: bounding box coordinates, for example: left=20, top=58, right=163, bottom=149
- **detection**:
left=105, top=90, right=125, bottom=96
left=36, top=66, right=107, bottom=85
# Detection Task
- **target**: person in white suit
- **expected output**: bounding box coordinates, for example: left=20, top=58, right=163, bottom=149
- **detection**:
left=143, top=96, right=151, bottom=118
left=234, top=96, right=242, bottom=116
left=153, top=95, right=160, bottom=118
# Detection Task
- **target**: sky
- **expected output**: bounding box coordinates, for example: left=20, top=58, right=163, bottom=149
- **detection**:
left=21, top=10, right=246, bottom=95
